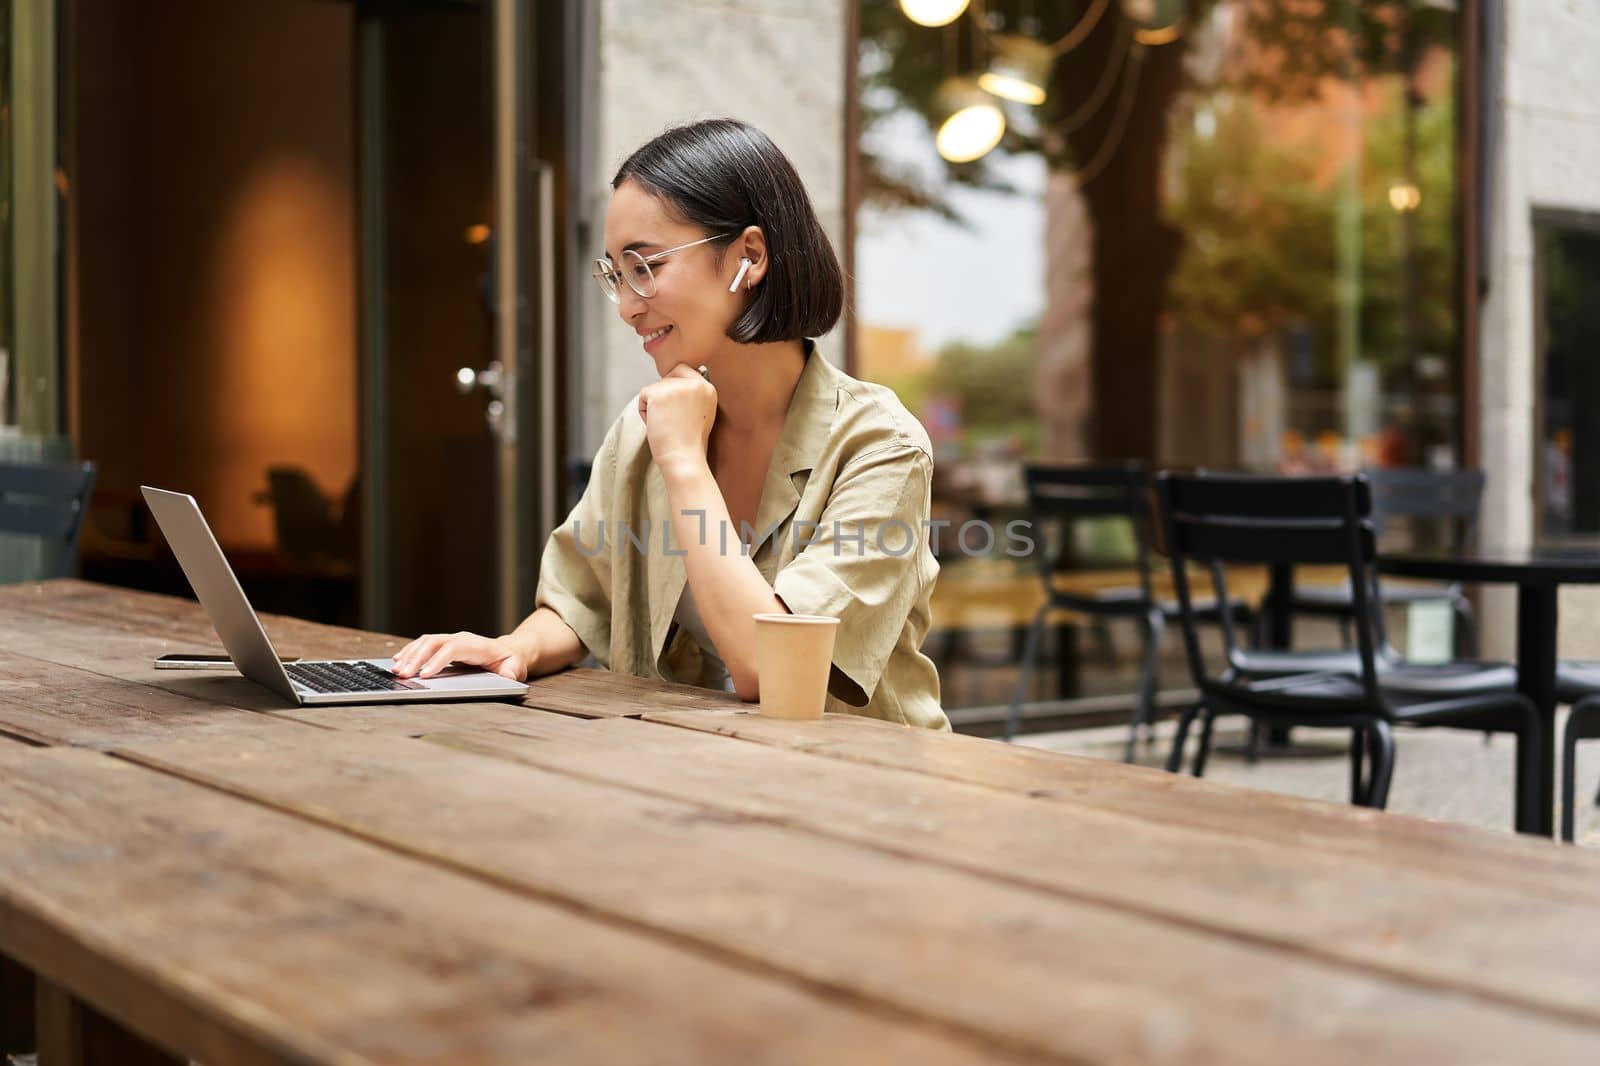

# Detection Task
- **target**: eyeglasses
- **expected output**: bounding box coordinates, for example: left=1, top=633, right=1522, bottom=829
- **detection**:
left=592, top=234, right=728, bottom=303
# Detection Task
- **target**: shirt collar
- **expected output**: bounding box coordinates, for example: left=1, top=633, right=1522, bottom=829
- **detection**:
left=768, top=339, right=839, bottom=479
left=750, top=342, right=838, bottom=547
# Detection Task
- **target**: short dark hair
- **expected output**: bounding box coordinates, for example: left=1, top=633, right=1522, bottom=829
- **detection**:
left=612, top=118, right=844, bottom=344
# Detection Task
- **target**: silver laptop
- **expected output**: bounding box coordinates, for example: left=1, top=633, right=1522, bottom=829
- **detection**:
left=141, top=486, right=529, bottom=705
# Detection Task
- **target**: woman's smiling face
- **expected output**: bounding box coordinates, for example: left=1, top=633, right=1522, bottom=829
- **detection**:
left=602, top=180, right=741, bottom=377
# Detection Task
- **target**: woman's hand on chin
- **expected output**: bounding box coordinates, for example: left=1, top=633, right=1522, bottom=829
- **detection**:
left=638, top=363, right=717, bottom=472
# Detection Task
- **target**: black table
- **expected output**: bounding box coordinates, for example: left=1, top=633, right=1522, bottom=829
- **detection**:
left=1380, top=549, right=1600, bottom=836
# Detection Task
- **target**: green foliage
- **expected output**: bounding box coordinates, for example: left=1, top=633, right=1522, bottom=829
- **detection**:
left=920, top=324, right=1041, bottom=454
left=1165, top=96, right=1340, bottom=335
left=1166, top=71, right=1457, bottom=377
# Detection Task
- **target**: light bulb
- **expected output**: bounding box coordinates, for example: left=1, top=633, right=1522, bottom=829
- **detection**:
left=1388, top=181, right=1422, bottom=213
left=935, top=78, right=1006, bottom=163
left=900, top=0, right=971, bottom=29
left=978, top=34, right=1054, bottom=106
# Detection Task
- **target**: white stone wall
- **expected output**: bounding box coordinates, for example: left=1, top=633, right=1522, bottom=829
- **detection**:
left=579, top=0, right=848, bottom=454
left=1478, top=0, right=1600, bottom=659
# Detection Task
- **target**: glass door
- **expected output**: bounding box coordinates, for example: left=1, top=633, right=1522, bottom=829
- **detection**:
left=356, top=0, right=573, bottom=637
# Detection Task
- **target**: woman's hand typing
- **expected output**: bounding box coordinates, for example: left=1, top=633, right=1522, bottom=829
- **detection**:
left=391, top=631, right=533, bottom=681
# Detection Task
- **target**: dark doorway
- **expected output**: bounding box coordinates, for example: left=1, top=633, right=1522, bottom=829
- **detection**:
left=1536, top=216, right=1600, bottom=545
left=358, top=0, right=499, bottom=637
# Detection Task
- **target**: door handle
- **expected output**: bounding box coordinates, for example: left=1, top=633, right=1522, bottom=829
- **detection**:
left=455, top=360, right=504, bottom=398
left=456, top=360, right=507, bottom=437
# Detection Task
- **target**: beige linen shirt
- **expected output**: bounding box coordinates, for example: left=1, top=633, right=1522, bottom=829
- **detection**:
left=535, top=344, right=947, bottom=730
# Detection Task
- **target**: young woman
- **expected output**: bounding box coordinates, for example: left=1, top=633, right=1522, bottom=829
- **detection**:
left=393, top=118, right=945, bottom=730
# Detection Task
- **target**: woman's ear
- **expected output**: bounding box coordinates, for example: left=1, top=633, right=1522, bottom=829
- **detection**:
left=735, top=225, right=769, bottom=288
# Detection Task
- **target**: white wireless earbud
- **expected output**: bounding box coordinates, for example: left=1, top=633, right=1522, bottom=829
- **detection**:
left=729, top=257, right=753, bottom=293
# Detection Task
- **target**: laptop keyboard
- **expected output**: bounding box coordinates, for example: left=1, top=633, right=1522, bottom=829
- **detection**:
left=286, top=660, right=423, bottom=695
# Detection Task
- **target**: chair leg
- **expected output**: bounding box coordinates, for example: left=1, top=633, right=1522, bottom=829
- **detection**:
left=1589, top=715, right=1600, bottom=808
left=1091, top=619, right=1116, bottom=665
left=1563, top=708, right=1582, bottom=843
left=1242, top=608, right=1264, bottom=766
left=1127, top=609, right=1164, bottom=763
left=1364, top=721, right=1396, bottom=809
left=1166, top=702, right=1202, bottom=773
left=1192, top=705, right=1217, bottom=778
left=1004, top=608, right=1049, bottom=743
left=1349, top=727, right=1367, bottom=806
left=1512, top=703, right=1546, bottom=835
left=1452, top=594, right=1479, bottom=659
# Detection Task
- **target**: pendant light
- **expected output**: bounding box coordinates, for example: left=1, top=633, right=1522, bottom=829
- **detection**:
left=934, top=77, right=1006, bottom=163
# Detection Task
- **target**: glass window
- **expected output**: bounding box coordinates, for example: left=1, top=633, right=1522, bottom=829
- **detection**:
left=856, top=1, right=1464, bottom=715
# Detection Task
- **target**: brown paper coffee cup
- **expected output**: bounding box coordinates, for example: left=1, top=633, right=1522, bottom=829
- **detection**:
left=753, top=613, right=840, bottom=720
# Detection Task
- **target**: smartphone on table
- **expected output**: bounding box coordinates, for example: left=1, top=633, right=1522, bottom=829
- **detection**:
left=153, top=653, right=299, bottom=669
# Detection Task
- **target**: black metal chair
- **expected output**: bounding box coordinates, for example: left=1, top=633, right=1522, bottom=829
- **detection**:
left=1277, top=467, right=1484, bottom=656
left=1230, top=468, right=1510, bottom=763
left=1156, top=472, right=1540, bottom=824
left=266, top=467, right=342, bottom=563
left=0, top=459, right=97, bottom=581
left=1550, top=661, right=1600, bottom=841
left=1004, top=463, right=1250, bottom=760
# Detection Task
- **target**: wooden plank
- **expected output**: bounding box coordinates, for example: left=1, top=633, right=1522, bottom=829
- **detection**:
left=270, top=699, right=550, bottom=737
left=0, top=650, right=297, bottom=748
left=0, top=583, right=706, bottom=736
left=116, top=730, right=1600, bottom=1060
left=518, top=667, right=743, bottom=718
left=0, top=584, right=549, bottom=738
left=0, top=578, right=407, bottom=655
left=0, top=644, right=532, bottom=749
left=641, top=708, right=1600, bottom=901
left=0, top=580, right=401, bottom=674
left=381, top=720, right=1600, bottom=1025
left=0, top=747, right=1002, bottom=1066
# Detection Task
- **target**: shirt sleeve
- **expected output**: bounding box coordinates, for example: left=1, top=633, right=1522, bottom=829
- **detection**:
left=771, top=444, right=934, bottom=707
left=534, top=419, right=621, bottom=665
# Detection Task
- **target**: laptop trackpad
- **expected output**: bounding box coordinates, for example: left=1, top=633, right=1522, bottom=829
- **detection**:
left=369, top=659, right=517, bottom=691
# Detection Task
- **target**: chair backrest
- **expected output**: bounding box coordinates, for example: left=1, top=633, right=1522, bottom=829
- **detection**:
left=266, top=467, right=340, bottom=562
left=1366, top=466, right=1484, bottom=552
left=1156, top=472, right=1382, bottom=705
left=0, top=460, right=97, bottom=581
left=1021, top=463, right=1155, bottom=610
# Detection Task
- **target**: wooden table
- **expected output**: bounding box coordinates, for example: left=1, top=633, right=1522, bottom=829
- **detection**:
left=1382, top=550, right=1600, bottom=837
left=3, top=580, right=1600, bottom=1064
